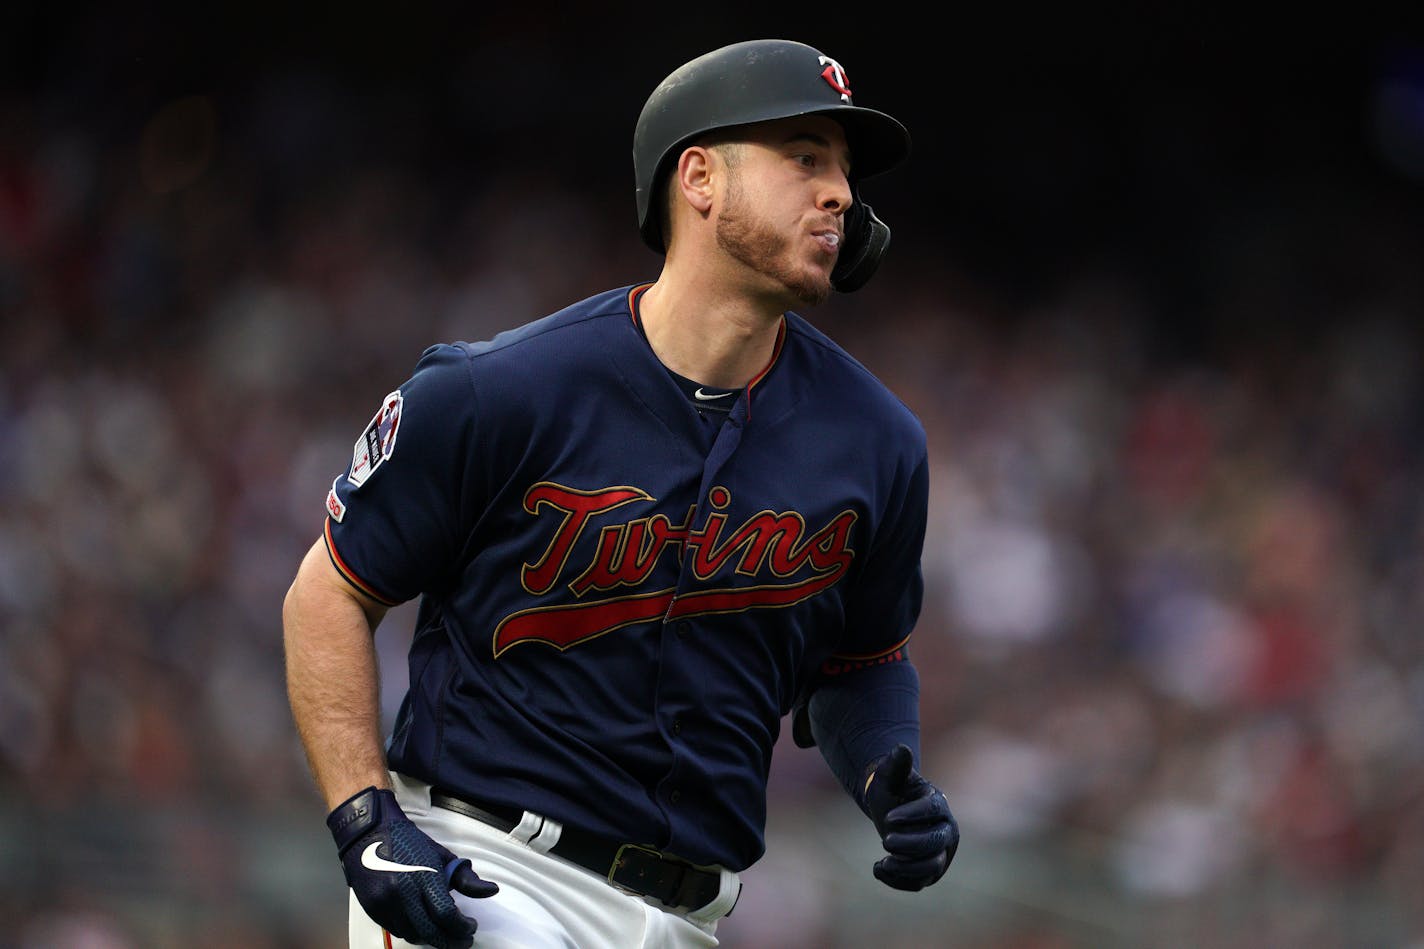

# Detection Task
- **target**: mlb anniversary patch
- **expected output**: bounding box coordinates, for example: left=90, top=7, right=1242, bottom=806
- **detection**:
left=348, top=390, right=403, bottom=488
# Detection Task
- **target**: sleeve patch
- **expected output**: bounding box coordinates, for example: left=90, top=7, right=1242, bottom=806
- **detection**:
left=348, top=390, right=403, bottom=488
left=325, top=477, right=347, bottom=522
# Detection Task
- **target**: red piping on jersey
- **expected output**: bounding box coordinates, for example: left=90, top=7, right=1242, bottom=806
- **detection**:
left=324, top=516, right=401, bottom=607
left=742, top=319, right=785, bottom=421
left=627, top=283, right=652, bottom=320
left=828, top=633, right=913, bottom=662
left=820, top=635, right=912, bottom=677
left=626, top=283, right=787, bottom=420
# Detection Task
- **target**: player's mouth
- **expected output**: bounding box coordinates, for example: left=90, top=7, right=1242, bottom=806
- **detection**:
left=810, top=229, right=841, bottom=256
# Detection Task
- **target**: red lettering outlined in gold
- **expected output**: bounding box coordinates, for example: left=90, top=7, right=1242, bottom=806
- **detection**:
left=495, top=483, right=861, bottom=656
left=492, top=587, right=678, bottom=657
left=689, top=509, right=857, bottom=581
left=520, top=483, right=650, bottom=595
left=567, top=510, right=692, bottom=596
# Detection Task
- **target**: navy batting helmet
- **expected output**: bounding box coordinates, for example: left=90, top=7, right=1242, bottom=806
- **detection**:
left=632, top=39, right=912, bottom=292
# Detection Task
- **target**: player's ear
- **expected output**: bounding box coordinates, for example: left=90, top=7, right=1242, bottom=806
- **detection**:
left=674, top=146, right=716, bottom=216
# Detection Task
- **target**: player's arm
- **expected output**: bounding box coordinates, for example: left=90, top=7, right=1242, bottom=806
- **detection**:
left=800, top=447, right=957, bottom=890
left=802, top=659, right=959, bottom=891
left=283, top=533, right=498, bottom=949
left=282, top=534, right=391, bottom=809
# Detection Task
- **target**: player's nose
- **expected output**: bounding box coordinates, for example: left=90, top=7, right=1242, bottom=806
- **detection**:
left=817, top=169, right=853, bottom=217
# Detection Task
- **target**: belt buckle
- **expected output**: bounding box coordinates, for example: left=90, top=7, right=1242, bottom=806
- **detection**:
left=608, top=842, right=664, bottom=893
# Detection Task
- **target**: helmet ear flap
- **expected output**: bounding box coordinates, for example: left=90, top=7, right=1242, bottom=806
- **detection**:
left=831, top=193, right=891, bottom=293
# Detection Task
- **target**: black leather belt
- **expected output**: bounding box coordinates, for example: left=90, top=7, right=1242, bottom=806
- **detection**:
left=430, top=789, right=733, bottom=915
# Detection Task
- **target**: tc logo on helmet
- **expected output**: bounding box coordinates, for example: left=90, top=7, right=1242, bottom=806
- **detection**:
left=818, top=56, right=852, bottom=102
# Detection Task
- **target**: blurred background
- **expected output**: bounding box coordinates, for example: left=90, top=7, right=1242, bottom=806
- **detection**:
left=3, top=3, right=1423, bottom=947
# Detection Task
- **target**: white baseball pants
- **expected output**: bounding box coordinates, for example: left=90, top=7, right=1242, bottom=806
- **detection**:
left=346, top=772, right=741, bottom=948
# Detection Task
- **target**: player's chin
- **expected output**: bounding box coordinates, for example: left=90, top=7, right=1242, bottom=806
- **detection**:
left=761, top=248, right=832, bottom=306
left=784, top=266, right=832, bottom=307
left=800, top=253, right=837, bottom=302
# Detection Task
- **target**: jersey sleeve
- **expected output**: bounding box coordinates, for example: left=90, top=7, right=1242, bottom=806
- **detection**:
left=322, top=343, right=483, bottom=605
left=836, top=445, right=929, bottom=662
left=791, top=446, right=928, bottom=749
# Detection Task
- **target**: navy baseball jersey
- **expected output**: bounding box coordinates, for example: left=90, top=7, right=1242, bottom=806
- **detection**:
left=323, top=284, right=928, bottom=871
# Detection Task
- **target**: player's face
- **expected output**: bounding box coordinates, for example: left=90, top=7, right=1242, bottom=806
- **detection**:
left=714, top=116, right=853, bottom=307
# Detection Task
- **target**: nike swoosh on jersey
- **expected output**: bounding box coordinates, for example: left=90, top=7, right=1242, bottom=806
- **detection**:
left=360, top=841, right=439, bottom=874
left=694, top=388, right=733, bottom=401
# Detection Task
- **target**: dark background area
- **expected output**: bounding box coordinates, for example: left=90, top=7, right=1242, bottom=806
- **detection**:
left=8, top=3, right=1423, bottom=349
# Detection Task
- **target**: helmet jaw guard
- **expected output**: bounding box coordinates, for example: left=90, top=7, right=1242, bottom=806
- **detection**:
left=633, top=39, right=911, bottom=292
left=831, top=197, right=892, bottom=293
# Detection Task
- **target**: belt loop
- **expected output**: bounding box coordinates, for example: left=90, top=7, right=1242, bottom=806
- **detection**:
left=528, top=816, right=563, bottom=855
left=508, top=811, right=545, bottom=846
left=685, top=868, right=743, bottom=924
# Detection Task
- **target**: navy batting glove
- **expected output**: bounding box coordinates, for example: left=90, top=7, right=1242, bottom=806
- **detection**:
left=327, top=787, right=498, bottom=949
left=864, top=744, right=959, bottom=891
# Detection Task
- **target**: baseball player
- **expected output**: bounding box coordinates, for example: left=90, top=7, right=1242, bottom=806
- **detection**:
left=283, top=38, right=959, bottom=948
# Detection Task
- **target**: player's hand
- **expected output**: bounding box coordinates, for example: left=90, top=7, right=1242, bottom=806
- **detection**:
left=864, top=743, right=959, bottom=891
left=327, top=786, right=499, bottom=949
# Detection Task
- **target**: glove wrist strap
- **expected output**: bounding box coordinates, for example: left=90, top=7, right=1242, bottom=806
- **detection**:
left=327, top=786, right=397, bottom=855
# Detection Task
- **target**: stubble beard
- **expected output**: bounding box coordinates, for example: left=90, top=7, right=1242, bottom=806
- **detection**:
left=715, top=179, right=831, bottom=308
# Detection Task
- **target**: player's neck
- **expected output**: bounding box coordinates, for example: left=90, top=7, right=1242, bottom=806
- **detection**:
left=637, top=274, right=784, bottom=390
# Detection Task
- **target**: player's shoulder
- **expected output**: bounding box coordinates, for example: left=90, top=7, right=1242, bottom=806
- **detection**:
left=782, top=311, right=926, bottom=443
left=391, top=286, right=637, bottom=403
left=438, top=285, right=637, bottom=366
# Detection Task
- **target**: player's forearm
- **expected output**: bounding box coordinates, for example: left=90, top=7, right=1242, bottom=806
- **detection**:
left=283, top=539, right=392, bottom=810
left=807, top=660, right=922, bottom=812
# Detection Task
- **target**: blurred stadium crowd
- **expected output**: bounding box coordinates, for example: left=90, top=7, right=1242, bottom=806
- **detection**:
left=3, top=11, right=1424, bottom=949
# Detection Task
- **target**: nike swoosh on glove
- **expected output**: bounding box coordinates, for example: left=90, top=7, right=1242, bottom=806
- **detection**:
left=327, top=787, right=499, bottom=949
left=864, top=743, right=960, bottom=891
